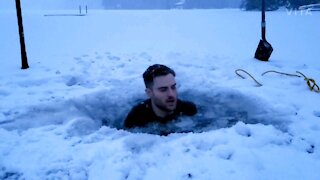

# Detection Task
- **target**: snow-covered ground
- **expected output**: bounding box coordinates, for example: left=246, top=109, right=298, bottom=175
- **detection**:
left=1, top=7, right=320, bottom=179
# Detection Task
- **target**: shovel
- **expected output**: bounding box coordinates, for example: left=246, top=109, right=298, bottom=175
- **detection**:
left=255, top=0, right=273, bottom=61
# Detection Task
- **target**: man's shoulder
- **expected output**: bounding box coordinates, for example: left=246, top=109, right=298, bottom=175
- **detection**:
left=124, top=99, right=153, bottom=128
left=177, top=99, right=197, bottom=116
left=131, top=99, right=151, bottom=112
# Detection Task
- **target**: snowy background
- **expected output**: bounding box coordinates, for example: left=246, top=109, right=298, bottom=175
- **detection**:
left=1, top=0, right=320, bottom=179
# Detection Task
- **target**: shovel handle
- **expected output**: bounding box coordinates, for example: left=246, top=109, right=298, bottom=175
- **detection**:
left=261, top=0, right=266, bottom=41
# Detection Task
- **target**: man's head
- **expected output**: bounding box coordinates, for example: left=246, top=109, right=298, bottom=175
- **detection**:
left=143, top=64, right=177, bottom=115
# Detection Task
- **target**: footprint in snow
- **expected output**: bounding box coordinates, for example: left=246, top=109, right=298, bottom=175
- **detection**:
left=117, top=64, right=125, bottom=68
left=107, top=55, right=120, bottom=61
left=66, top=77, right=78, bottom=86
left=216, top=149, right=234, bottom=160
left=0, top=167, right=23, bottom=180
left=95, top=56, right=103, bottom=60
left=234, top=122, right=252, bottom=137
left=313, top=111, right=320, bottom=118
left=0, top=90, right=10, bottom=96
left=295, top=64, right=308, bottom=70
left=74, top=57, right=82, bottom=61
left=139, top=52, right=152, bottom=61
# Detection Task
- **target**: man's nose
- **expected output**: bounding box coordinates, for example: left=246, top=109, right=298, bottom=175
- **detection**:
left=167, top=88, right=176, bottom=97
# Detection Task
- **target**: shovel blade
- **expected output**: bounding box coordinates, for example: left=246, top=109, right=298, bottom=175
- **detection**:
left=255, top=39, right=273, bottom=61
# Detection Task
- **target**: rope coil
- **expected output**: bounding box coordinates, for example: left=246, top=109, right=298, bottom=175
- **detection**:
left=261, top=70, right=301, bottom=78
left=235, top=69, right=319, bottom=93
left=235, top=69, right=262, bottom=87
left=296, top=71, right=320, bottom=93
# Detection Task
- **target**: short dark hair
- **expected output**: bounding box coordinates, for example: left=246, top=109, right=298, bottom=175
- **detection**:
left=143, top=64, right=176, bottom=88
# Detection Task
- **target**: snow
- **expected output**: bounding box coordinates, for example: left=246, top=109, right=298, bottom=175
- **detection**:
left=1, top=8, right=320, bottom=179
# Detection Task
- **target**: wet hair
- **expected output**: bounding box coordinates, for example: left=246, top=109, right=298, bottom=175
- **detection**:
left=143, top=64, right=176, bottom=88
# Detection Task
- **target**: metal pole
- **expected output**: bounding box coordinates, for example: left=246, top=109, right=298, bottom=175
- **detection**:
left=261, top=0, right=266, bottom=41
left=15, top=0, right=29, bottom=69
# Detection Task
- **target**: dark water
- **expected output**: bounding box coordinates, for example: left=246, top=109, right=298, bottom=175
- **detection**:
left=75, top=89, right=290, bottom=135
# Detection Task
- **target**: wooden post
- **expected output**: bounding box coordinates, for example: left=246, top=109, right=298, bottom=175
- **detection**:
left=15, top=0, right=29, bottom=69
left=86, top=5, right=88, bottom=14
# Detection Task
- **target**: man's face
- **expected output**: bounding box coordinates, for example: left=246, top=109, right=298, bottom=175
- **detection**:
left=146, top=74, right=177, bottom=112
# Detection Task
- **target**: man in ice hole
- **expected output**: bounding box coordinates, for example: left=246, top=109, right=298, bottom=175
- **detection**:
left=124, top=64, right=197, bottom=129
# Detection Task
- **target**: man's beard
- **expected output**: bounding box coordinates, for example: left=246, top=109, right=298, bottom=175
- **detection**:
left=154, top=97, right=177, bottom=113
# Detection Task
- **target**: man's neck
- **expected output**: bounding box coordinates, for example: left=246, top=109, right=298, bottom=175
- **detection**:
left=151, top=101, right=173, bottom=118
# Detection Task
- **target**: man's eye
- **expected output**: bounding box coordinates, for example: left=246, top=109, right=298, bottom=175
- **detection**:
left=171, top=85, right=176, bottom=90
left=159, top=88, right=167, bottom=92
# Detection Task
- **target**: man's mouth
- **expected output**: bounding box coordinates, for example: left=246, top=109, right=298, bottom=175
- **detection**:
left=166, top=99, right=176, bottom=104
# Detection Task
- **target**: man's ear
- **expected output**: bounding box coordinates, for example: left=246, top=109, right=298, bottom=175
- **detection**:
left=145, top=88, right=152, bottom=98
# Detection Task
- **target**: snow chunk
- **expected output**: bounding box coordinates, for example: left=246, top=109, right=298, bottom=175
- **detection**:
left=65, top=117, right=101, bottom=136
